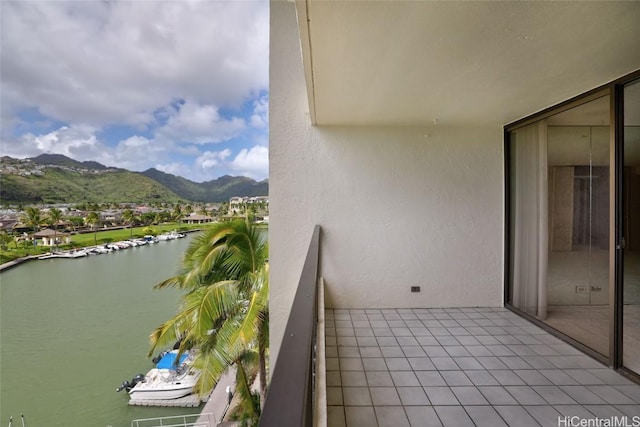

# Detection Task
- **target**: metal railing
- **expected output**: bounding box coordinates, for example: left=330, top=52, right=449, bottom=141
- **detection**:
left=130, top=413, right=216, bottom=427
left=259, top=225, right=322, bottom=427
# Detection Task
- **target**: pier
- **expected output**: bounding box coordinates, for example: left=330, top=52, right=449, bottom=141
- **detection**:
left=128, top=392, right=208, bottom=408
left=0, top=256, right=37, bottom=272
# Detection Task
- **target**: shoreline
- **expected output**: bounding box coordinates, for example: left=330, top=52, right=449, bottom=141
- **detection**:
left=0, top=229, right=202, bottom=273
left=0, top=255, right=39, bottom=272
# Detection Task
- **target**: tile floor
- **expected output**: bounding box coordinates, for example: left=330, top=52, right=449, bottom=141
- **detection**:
left=324, top=307, right=640, bottom=427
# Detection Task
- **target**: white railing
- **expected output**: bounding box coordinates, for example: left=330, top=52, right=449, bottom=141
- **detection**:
left=131, top=413, right=216, bottom=427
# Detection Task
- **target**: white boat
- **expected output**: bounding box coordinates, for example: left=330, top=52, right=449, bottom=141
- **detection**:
left=157, top=231, right=185, bottom=241
left=88, top=246, right=112, bottom=255
left=38, top=249, right=87, bottom=259
left=144, top=235, right=159, bottom=243
left=114, top=241, right=131, bottom=249
left=39, top=246, right=108, bottom=259
left=56, top=249, right=89, bottom=258
left=122, top=351, right=200, bottom=401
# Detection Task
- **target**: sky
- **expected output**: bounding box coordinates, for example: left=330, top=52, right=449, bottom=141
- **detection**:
left=0, top=0, right=269, bottom=183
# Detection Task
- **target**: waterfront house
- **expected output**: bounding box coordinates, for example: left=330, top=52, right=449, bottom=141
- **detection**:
left=184, top=213, right=214, bottom=224
left=33, top=228, right=70, bottom=246
left=265, top=1, right=640, bottom=426
left=0, top=215, right=19, bottom=232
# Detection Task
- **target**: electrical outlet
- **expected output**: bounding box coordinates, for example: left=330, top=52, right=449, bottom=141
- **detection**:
left=575, top=286, right=588, bottom=293
left=411, top=286, right=421, bottom=293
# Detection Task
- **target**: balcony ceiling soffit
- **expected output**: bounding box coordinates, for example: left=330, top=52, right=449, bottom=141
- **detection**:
left=297, top=1, right=640, bottom=127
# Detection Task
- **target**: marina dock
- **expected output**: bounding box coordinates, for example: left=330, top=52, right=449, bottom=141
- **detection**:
left=128, top=392, right=208, bottom=408
left=0, top=256, right=37, bottom=272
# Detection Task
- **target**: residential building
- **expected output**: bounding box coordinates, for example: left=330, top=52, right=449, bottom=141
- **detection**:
left=33, top=228, right=70, bottom=246
left=184, top=213, right=214, bottom=224
left=267, top=1, right=640, bottom=424
left=229, top=196, right=245, bottom=214
left=229, top=196, right=269, bottom=214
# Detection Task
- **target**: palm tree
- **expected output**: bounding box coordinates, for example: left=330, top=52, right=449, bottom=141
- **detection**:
left=173, top=205, right=184, bottom=230
left=121, top=209, right=136, bottom=238
left=85, top=211, right=100, bottom=245
left=46, top=208, right=63, bottom=247
left=149, top=220, right=269, bottom=414
left=232, top=349, right=262, bottom=425
left=22, top=206, right=43, bottom=250
left=22, top=206, right=42, bottom=232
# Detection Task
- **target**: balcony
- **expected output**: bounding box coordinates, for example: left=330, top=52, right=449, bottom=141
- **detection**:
left=260, top=228, right=640, bottom=426
left=323, top=307, right=640, bottom=427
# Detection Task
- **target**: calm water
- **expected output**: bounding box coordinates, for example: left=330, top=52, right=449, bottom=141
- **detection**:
left=0, top=235, right=202, bottom=426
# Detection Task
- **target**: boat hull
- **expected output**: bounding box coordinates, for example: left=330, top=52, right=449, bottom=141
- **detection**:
left=128, top=365, right=199, bottom=400
left=129, top=383, right=196, bottom=400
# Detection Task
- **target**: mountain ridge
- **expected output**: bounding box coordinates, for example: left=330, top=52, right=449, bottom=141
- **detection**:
left=0, top=154, right=268, bottom=203
left=30, top=153, right=114, bottom=171
left=139, top=167, right=268, bottom=202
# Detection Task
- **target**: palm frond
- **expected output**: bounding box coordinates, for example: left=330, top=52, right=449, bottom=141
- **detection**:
left=148, top=220, right=270, bottom=405
left=181, top=280, right=240, bottom=336
left=234, top=356, right=261, bottom=423
left=148, top=315, right=187, bottom=357
left=229, top=268, right=269, bottom=348
left=191, top=347, right=234, bottom=396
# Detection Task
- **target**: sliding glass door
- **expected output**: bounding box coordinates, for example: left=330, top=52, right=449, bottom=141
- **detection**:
left=623, top=79, right=640, bottom=373
left=507, top=94, right=611, bottom=357
left=506, top=70, right=640, bottom=379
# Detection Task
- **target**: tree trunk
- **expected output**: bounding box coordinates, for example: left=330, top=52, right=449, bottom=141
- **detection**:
left=258, top=321, right=268, bottom=409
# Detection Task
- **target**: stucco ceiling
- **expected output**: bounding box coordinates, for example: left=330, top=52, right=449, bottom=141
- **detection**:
left=296, top=1, right=640, bottom=127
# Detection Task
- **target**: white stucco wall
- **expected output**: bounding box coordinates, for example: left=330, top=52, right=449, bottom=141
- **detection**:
left=270, top=1, right=504, bottom=365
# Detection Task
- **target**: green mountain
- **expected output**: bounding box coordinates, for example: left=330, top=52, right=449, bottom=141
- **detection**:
left=0, top=155, right=268, bottom=204
left=30, top=153, right=111, bottom=170
left=0, top=165, right=182, bottom=204
left=141, top=168, right=268, bottom=202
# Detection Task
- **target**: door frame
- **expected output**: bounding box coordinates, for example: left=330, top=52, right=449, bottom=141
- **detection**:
left=504, top=68, right=640, bottom=383
left=613, top=73, right=640, bottom=381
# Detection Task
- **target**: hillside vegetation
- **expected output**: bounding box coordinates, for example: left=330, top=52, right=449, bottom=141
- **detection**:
left=141, top=168, right=268, bottom=202
left=0, top=154, right=268, bottom=203
left=0, top=168, right=182, bottom=204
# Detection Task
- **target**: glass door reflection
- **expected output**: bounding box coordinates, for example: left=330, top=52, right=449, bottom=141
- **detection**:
left=623, top=79, right=640, bottom=374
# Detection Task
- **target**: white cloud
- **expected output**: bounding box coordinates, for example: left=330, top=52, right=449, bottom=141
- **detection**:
left=229, top=145, right=269, bottom=179
left=195, top=149, right=233, bottom=171
left=1, top=1, right=269, bottom=128
left=121, top=136, right=151, bottom=149
left=0, top=1, right=270, bottom=183
left=111, top=135, right=180, bottom=172
left=187, top=146, right=268, bottom=181
left=157, top=100, right=246, bottom=144
left=5, top=121, right=269, bottom=182
left=11, top=125, right=105, bottom=161
left=155, top=162, right=192, bottom=179
left=250, top=95, right=269, bottom=128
